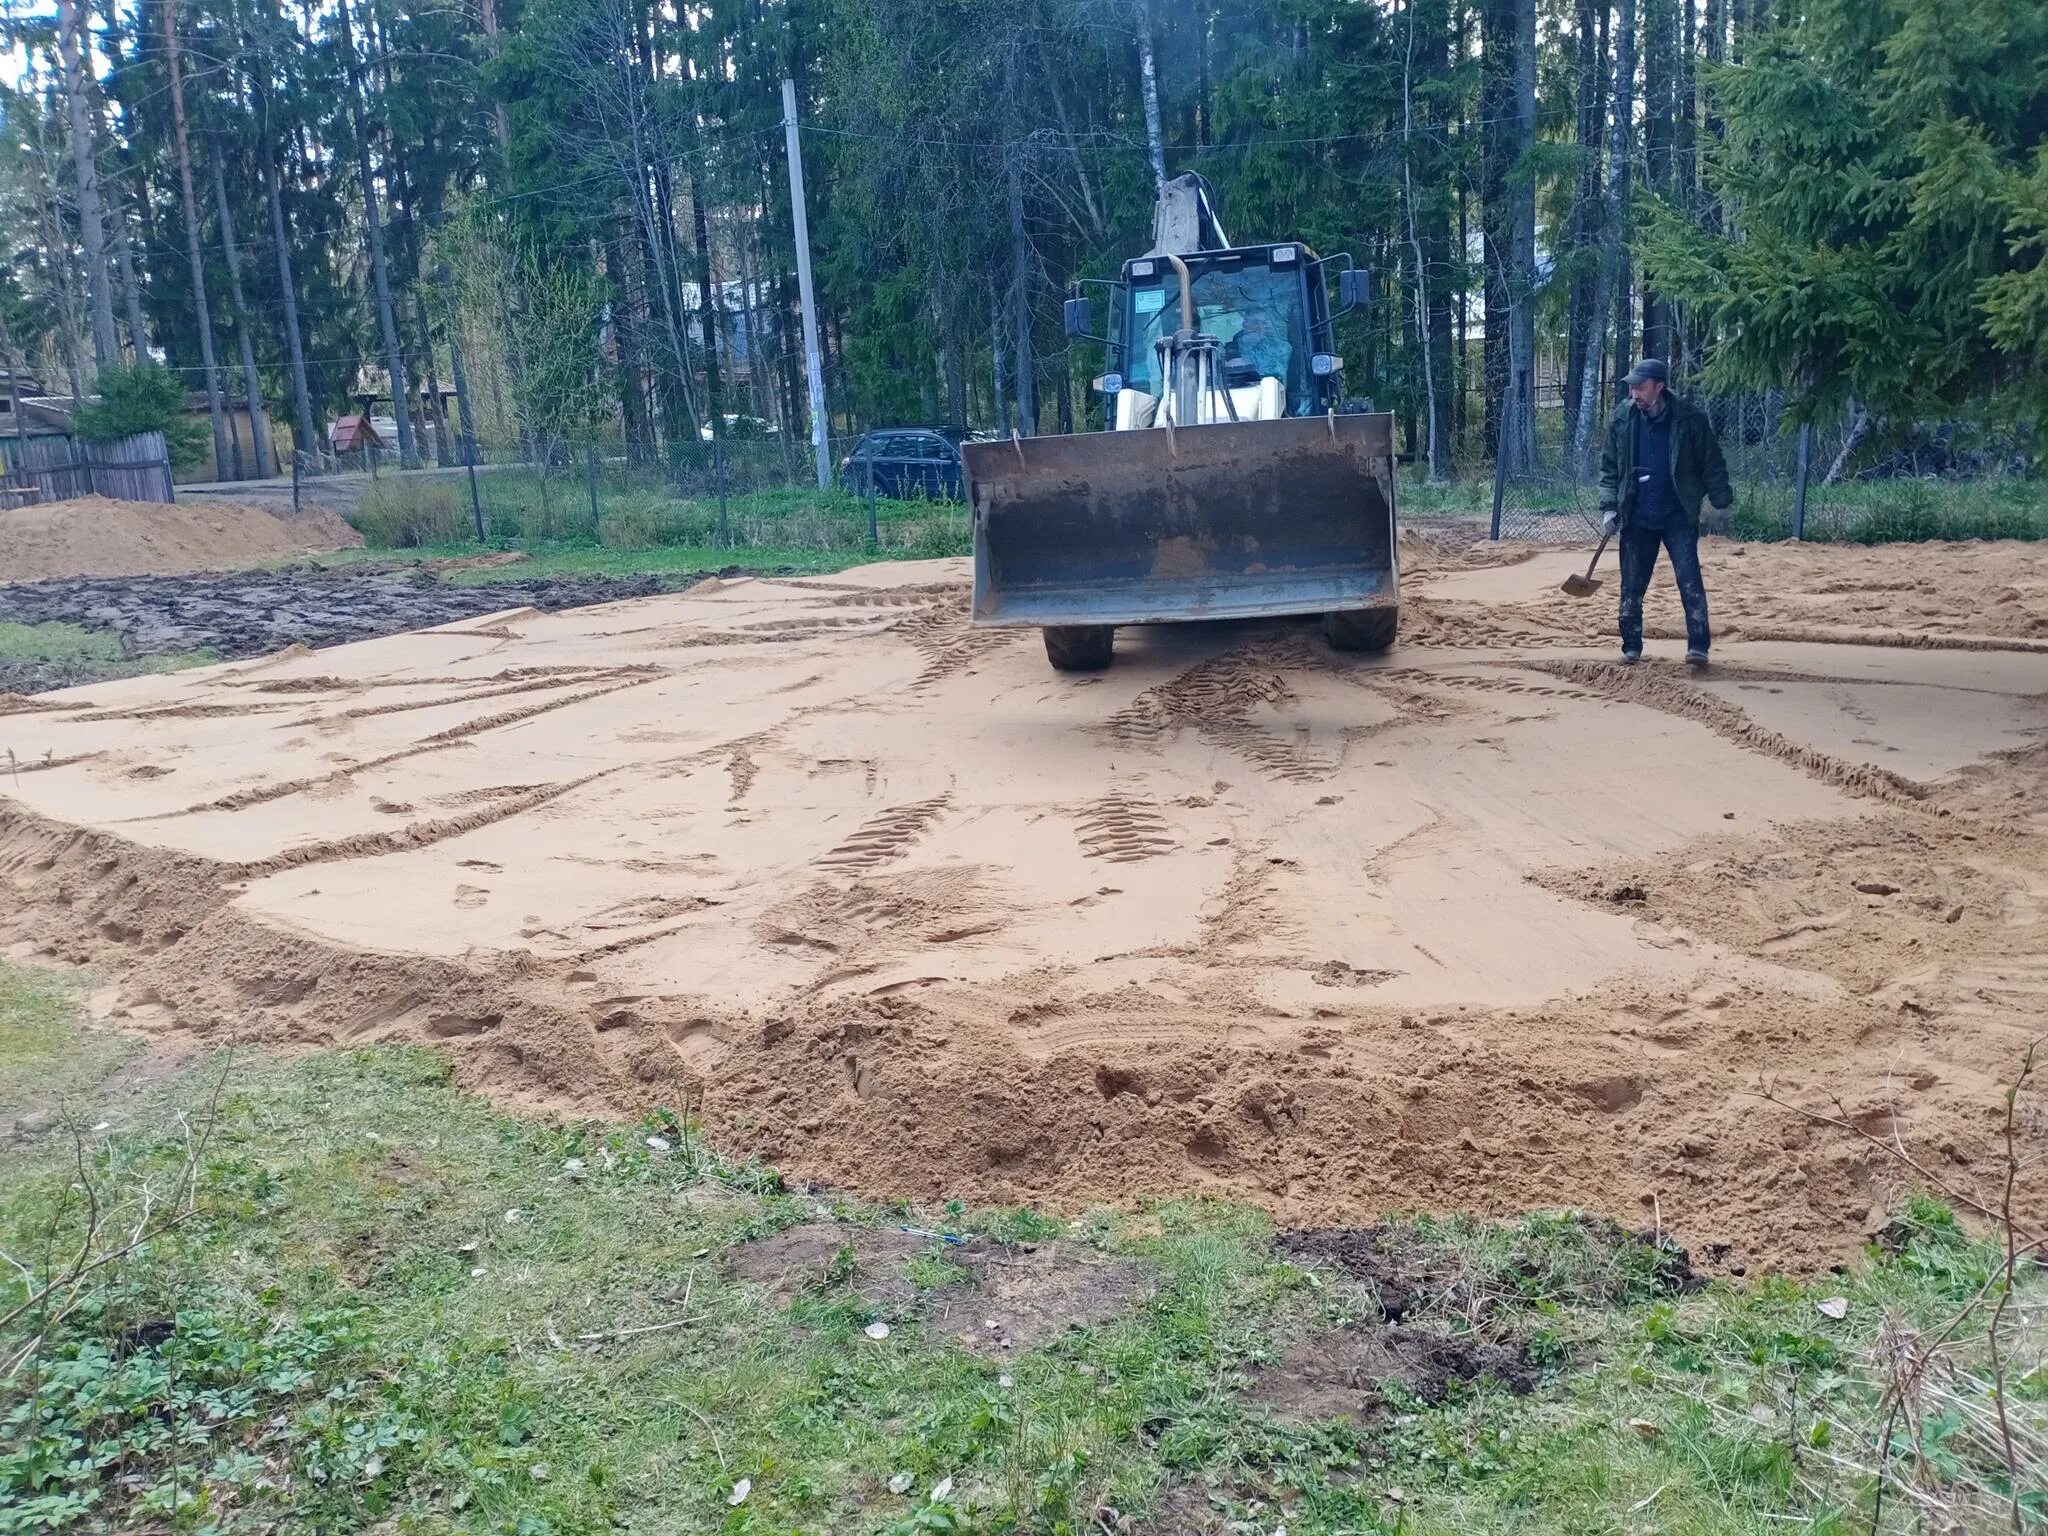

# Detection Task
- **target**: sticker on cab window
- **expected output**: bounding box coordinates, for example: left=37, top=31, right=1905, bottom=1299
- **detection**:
left=1133, top=287, right=1167, bottom=315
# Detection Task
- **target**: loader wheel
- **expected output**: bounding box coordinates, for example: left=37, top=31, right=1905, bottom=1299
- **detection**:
left=1044, top=625, right=1115, bottom=671
left=1324, top=606, right=1398, bottom=653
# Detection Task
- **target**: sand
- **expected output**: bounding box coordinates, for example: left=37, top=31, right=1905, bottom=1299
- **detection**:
left=1, top=536, right=2043, bottom=1273
left=0, top=494, right=362, bottom=582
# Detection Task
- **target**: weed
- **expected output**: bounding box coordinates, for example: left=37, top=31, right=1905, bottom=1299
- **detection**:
left=2, top=967, right=2043, bottom=1534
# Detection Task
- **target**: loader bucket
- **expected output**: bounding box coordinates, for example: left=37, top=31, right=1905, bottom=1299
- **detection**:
left=964, top=414, right=1397, bottom=630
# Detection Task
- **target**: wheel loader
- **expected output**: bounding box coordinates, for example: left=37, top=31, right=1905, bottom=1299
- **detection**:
left=963, top=173, right=1399, bottom=672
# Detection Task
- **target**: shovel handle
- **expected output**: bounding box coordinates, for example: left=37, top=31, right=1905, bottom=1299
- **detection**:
left=1583, top=528, right=1613, bottom=578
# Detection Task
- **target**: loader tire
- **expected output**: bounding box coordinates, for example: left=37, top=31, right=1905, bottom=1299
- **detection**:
left=1044, top=625, right=1115, bottom=671
left=1324, top=606, right=1398, bottom=654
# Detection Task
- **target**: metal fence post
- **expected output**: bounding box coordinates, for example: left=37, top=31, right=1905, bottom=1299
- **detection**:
left=1488, top=383, right=1512, bottom=541
left=865, top=448, right=878, bottom=549
left=585, top=442, right=601, bottom=534
left=291, top=450, right=301, bottom=518
left=1792, top=421, right=1813, bottom=540
left=716, top=435, right=730, bottom=548
left=466, top=436, right=485, bottom=543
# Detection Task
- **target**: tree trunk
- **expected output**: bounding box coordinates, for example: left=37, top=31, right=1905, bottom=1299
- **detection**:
left=991, top=289, right=1010, bottom=435
left=1479, top=0, right=1514, bottom=457
left=1507, top=0, right=1538, bottom=471
left=691, top=173, right=725, bottom=451
left=211, top=151, right=273, bottom=478
left=1640, top=0, right=1674, bottom=359
left=1007, top=145, right=1036, bottom=436
left=1136, top=0, right=1168, bottom=194
left=479, top=0, right=511, bottom=148
left=1574, top=0, right=1636, bottom=465
left=336, top=0, right=417, bottom=467
left=161, top=0, right=233, bottom=479
left=1401, top=0, right=1440, bottom=481
left=413, top=287, right=453, bottom=466
left=93, top=0, right=147, bottom=354
left=58, top=0, right=118, bottom=370
left=26, top=122, right=87, bottom=406
left=434, top=263, right=478, bottom=468
left=1564, top=0, right=1605, bottom=449
left=607, top=231, right=654, bottom=464
left=260, top=128, right=319, bottom=458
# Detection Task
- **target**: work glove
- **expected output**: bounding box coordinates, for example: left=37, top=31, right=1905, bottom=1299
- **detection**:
left=1600, top=508, right=1620, bottom=536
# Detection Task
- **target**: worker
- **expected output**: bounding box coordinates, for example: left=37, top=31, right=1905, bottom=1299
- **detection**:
left=1598, top=357, right=1732, bottom=667
left=1226, top=308, right=1291, bottom=383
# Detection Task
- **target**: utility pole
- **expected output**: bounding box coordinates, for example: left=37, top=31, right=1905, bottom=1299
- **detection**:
left=782, top=78, right=831, bottom=492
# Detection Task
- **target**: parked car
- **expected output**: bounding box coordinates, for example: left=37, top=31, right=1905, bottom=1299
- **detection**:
left=698, top=413, right=779, bottom=442
left=838, top=425, right=991, bottom=500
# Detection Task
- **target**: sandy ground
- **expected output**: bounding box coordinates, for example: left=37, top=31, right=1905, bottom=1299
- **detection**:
left=1, top=532, right=2044, bottom=1272
left=0, top=494, right=361, bottom=581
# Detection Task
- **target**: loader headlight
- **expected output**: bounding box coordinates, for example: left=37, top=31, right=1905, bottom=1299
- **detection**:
left=1272, top=245, right=1298, bottom=264
left=1311, top=352, right=1343, bottom=377
left=1129, top=260, right=1156, bottom=278
left=1094, top=373, right=1124, bottom=395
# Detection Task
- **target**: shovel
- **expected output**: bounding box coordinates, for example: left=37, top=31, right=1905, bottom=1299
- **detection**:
left=1561, top=528, right=1613, bottom=598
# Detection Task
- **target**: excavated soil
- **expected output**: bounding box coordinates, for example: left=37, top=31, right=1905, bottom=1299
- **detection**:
left=0, top=494, right=361, bottom=581
left=1, top=537, right=2044, bottom=1274
left=0, top=565, right=721, bottom=687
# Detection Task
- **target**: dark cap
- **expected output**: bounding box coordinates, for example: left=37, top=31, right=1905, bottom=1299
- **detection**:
left=1624, top=357, right=1669, bottom=386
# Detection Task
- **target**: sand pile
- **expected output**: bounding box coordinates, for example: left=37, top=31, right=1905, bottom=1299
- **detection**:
left=0, top=546, right=2043, bottom=1273
left=0, top=494, right=362, bottom=582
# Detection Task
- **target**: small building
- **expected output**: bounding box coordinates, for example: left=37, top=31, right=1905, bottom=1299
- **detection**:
left=330, top=413, right=386, bottom=455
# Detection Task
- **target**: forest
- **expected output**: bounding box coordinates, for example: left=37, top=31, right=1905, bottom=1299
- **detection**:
left=0, top=0, right=2042, bottom=487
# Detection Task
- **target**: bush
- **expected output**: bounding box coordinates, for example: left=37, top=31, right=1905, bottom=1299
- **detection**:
left=347, top=480, right=475, bottom=547
left=72, top=362, right=209, bottom=470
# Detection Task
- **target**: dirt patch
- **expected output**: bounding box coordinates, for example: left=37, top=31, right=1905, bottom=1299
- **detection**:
left=725, top=1222, right=929, bottom=1313
left=933, top=1239, right=1151, bottom=1353
left=725, top=1223, right=1150, bottom=1349
left=1250, top=1323, right=1538, bottom=1423
left=0, top=565, right=769, bottom=691
left=0, top=494, right=361, bottom=582
left=1277, top=1217, right=1700, bottom=1324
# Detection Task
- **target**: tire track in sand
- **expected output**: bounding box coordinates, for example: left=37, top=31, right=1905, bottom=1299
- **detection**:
left=1073, top=786, right=1177, bottom=863
left=1532, top=659, right=1935, bottom=810
left=815, top=795, right=954, bottom=872
left=1100, top=637, right=1338, bottom=784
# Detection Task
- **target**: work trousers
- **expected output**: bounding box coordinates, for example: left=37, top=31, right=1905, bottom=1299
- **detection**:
left=1618, top=522, right=1711, bottom=656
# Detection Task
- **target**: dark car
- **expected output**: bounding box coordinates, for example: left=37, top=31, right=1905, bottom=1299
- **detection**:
left=838, top=426, right=990, bottom=500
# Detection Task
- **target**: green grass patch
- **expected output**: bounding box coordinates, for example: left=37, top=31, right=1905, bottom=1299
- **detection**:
left=0, top=621, right=217, bottom=693
left=344, top=475, right=969, bottom=566
left=2, top=963, right=2041, bottom=1534
left=0, top=966, right=130, bottom=1125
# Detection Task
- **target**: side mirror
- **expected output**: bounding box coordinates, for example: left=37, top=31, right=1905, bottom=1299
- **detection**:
left=1338, top=268, right=1373, bottom=311
left=1063, top=296, right=1094, bottom=337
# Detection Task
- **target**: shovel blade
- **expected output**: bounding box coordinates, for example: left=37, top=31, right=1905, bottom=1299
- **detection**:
left=1561, top=573, right=1603, bottom=597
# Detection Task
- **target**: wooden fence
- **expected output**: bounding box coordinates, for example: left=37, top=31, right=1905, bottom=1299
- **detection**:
left=0, top=431, right=175, bottom=508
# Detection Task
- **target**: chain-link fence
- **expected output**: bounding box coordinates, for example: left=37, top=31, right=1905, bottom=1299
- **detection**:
left=1483, top=382, right=2041, bottom=545
left=288, top=391, right=2038, bottom=560
left=316, top=432, right=972, bottom=560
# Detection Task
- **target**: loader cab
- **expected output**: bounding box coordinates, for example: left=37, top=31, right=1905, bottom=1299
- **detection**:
left=1087, top=244, right=1348, bottom=428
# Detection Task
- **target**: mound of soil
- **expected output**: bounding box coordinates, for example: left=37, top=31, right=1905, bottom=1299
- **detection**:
left=0, top=494, right=361, bottom=582
left=1, top=551, right=2044, bottom=1274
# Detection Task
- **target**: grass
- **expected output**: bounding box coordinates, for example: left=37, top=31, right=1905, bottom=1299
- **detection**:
left=343, top=475, right=969, bottom=567
left=0, top=622, right=217, bottom=693
left=2, top=962, right=2042, bottom=1534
